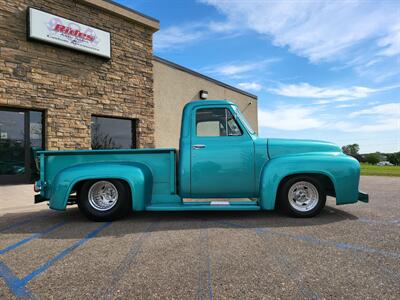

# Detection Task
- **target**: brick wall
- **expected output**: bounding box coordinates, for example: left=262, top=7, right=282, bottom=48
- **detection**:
left=0, top=0, right=155, bottom=149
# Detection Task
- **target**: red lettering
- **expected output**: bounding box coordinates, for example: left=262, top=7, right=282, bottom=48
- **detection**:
left=54, top=24, right=65, bottom=32
left=53, top=24, right=95, bottom=42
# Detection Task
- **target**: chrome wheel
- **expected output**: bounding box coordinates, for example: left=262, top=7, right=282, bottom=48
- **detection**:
left=88, top=181, right=119, bottom=211
left=288, top=181, right=319, bottom=212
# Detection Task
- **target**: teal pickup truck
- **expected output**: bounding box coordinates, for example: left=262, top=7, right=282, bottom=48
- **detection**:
left=34, top=100, right=368, bottom=221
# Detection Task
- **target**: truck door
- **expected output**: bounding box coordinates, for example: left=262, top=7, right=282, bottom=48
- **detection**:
left=190, top=106, right=255, bottom=197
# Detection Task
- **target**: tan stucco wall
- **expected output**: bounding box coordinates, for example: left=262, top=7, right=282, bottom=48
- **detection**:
left=153, top=59, right=258, bottom=149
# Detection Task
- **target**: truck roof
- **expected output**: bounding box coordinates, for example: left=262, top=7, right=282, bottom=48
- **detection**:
left=184, top=100, right=235, bottom=110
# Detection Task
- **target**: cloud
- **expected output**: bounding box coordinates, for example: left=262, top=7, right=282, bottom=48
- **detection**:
left=258, top=102, right=400, bottom=133
left=336, top=103, right=358, bottom=109
left=237, top=82, right=263, bottom=92
left=350, top=102, right=400, bottom=117
left=205, top=58, right=279, bottom=77
left=154, top=20, right=240, bottom=51
left=154, top=24, right=206, bottom=51
left=258, top=106, right=323, bottom=130
left=336, top=102, right=399, bottom=133
left=200, top=0, right=400, bottom=62
left=377, top=24, right=400, bottom=57
left=269, top=83, right=377, bottom=101
left=207, top=21, right=237, bottom=33
left=214, top=62, right=259, bottom=76
left=268, top=83, right=400, bottom=103
left=336, top=119, right=399, bottom=133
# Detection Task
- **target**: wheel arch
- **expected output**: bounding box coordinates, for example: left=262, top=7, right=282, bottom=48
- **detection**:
left=275, top=173, right=335, bottom=208
left=48, top=162, right=152, bottom=211
left=259, top=155, right=340, bottom=210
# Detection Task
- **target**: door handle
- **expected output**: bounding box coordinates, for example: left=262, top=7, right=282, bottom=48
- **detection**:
left=192, top=144, right=206, bottom=149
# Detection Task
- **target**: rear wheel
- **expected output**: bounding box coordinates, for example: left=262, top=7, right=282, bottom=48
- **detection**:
left=278, top=175, right=326, bottom=217
left=78, top=179, right=130, bottom=221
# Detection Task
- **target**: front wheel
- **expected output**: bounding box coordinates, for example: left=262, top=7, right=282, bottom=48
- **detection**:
left=78, top=179, right=130, bottom=221
left=278, top=176, right=326, bottom=217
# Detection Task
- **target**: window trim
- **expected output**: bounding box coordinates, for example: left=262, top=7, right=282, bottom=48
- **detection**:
left=193, top=106, right=246, bottom=138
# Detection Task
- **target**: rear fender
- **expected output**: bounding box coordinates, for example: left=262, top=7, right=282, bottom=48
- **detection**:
left=259, top=153, right=360, bottom=210
left=49, top=162, right=152, bottom=211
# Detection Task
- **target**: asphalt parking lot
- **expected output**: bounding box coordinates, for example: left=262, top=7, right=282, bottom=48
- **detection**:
left=1, top=176, right=399, bottom=299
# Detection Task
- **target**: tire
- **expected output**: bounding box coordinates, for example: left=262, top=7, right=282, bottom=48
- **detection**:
left=278, top=175, right=326, bottom=218
left=78, top=179, right=130, bottom=221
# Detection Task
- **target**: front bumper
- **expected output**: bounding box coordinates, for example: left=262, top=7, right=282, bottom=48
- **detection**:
left=358, top=191, right=369, bottom=203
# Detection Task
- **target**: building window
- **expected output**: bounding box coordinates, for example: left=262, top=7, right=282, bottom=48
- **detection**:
left=196, top=108, right=242, bottom=137
left=91, top=116, right=136, bottom=149
left=0, top=108, right=44, bottom=184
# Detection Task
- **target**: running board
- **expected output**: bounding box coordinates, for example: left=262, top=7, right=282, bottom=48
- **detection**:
left=146, top=201, right=261, bottom=211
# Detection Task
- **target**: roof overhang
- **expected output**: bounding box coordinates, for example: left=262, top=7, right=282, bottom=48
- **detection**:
left=153, top=56, right=258, bottom=99
left=79, top=0, right=159, bottom=32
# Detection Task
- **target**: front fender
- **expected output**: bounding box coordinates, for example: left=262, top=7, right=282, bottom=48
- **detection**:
left=259, top=153, right=360, bottom=210
left=49, top=162, right=152, bottom=211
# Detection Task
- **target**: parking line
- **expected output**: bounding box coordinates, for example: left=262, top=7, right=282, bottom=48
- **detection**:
left=216, top=220, right=400, bottom=259
left=358, top=218, right=400, bottom=226
left=253, top=228, right=320, bottom=300
left=0, top=219, right=35, bottom=233
left=20, top=222, right=111, bottom=285
left=0, top=262, right=35, bottom=299
left=0, top=221, right=66, bottom=255
left=100, top=221, right=158, bottom=300
left=0, top=212, right=59, bottom=233
left=0, top=222, right=111, bottom=298
left=197, top=222, right=213, bottom=300
left=210, top=220, right=319, bottom=299
left=325, top=208, right=400, bottom=226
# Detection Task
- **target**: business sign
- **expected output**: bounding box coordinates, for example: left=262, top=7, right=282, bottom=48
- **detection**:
left=28, top=7, right=111, bottom=58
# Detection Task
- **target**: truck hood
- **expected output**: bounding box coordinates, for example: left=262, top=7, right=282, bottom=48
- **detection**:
left=267, top=138, right=342, bottom=159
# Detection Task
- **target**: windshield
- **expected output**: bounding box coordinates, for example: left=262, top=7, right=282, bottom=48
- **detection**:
left=232, top=106, right=256, bottom=135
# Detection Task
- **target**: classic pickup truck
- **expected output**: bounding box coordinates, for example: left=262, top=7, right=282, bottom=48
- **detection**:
left=34, top=100, right=368, bottom=221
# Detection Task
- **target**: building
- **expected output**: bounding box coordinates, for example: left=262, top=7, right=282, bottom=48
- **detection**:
left=0, top=0, right=258, bottom=184
left=153, top=56, right=258, bottom=149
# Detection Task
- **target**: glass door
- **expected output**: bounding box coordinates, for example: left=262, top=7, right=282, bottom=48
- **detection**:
left=0, top=108, right=43, bottom=184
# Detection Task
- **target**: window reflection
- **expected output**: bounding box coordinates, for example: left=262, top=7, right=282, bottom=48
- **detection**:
left=196, top=108, right=242, bottom=137
left=29, top=111, right=43, bottom=180
left=91, top=116, right=136, bottom=149
left=0, top=109, right=43, bottom=179
left=0, top=110, right=25, bottom=175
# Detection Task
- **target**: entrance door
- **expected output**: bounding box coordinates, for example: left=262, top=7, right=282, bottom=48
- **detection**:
left=0, top=108, right=44, bottom=184
left=190, top=106, right=255, bottom=198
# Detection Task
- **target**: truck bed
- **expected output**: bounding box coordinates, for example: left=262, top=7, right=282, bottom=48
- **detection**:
left=37, top=148, right=178, bottom=205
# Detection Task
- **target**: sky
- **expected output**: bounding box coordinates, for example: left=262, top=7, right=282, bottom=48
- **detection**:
left=116, top=0, right=400, bottom=154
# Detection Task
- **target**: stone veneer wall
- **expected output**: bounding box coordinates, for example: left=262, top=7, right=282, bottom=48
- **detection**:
left=0, top=0, right=155, bottom=149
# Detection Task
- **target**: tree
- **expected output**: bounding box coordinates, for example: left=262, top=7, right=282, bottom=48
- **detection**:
left=342, top=143, right=362, bottom=161
left=387, top=152, right=400, bottom=165
left=342, top=144, right=360, bottom=156
left=365, top=153, right=380, bottom=165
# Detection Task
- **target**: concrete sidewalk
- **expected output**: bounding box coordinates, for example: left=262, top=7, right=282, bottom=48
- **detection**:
left=0, top=185, right=48, bottom=215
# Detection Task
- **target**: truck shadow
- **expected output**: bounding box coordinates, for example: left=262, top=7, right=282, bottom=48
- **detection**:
left=0, top=205, right=359, bottom=240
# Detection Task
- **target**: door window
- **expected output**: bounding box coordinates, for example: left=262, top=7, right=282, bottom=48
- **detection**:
left=0, top=110, right=25, bottom=175
left=0, top=109, right=43, bottom=182
left=196, top=108, right=242, bottom=137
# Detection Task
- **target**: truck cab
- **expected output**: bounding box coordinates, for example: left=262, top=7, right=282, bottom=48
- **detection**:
left=179, top=101, right=259, bottom=198
left=34, top=100, right=368, bottom=221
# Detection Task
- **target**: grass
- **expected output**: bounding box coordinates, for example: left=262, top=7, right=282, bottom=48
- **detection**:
left=360, top=163, right=400, bottom=177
